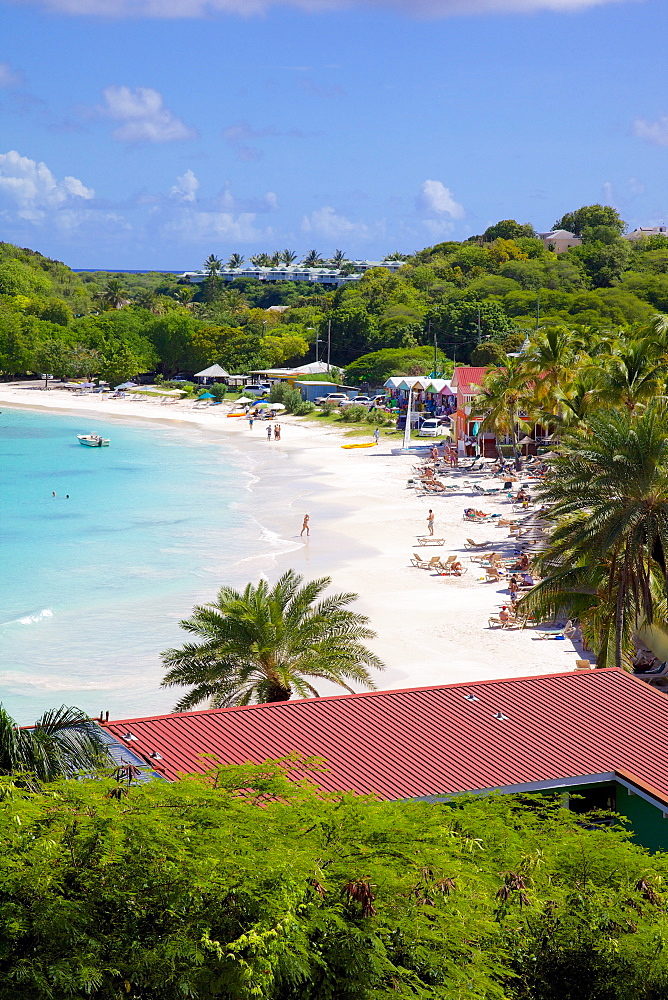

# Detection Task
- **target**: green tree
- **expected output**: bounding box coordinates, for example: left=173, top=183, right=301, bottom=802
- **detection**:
left=161, top=570, right=384, bottom=709
left=429, top=299, right=515, bottom=363
left=32, top=339, right=74, bottom=384
left=3, top=763, right=668, bottom=999
left=99, top=342, right=143, bottom=386
left=568, top=239, right=632, bottom=288
left=302, top=250, right=324, bottom=267
left=522, top=403, right=668, bottom=668
left=100, top=278, right=127, bottom=310
left=483, top=219, right=536, bottom=241
left=330, top=249, right=348, bottom=267
left=226, top=253, right=245, bottom=269
left=555, top=204, right=626, bottom=237
left=594, top=338, right=665, bottom=412
left=472, top=356, right=531, bottom=468
left=280, top=249, right=298, bottom=265
left=0, top=703, right=109, bottom=785
left=173, top=286, right=195, bottom=309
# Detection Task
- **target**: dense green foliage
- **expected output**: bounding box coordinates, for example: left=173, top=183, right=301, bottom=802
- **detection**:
left=161, top=570, right=383, bottom=709
left=2, top=759, right=668, bottom=999
left=2, top=205, right=668, bottom=383
left=0, top=703, right=110, bottom=786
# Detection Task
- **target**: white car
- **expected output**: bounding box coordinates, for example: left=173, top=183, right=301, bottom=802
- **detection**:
left=418, top=418, right=450, bottom=437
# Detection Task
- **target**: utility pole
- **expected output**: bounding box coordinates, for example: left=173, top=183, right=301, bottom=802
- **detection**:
left=477, top=305, right=482, bottom=344
left=535, top=294, right=540, bottom=333
left=326, top=318, right=331, bottom=372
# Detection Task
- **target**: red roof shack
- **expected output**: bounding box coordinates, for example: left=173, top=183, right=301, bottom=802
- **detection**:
left=103, top=669, right=668, bottom=851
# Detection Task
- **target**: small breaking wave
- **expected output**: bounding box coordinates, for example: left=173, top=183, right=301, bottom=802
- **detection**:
left=0, top=608, right=54, bottom=628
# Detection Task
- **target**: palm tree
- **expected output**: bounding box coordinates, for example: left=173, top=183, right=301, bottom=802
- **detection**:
left=250, top=253, right=272, bottom=267
left=593, top=339, right=665, bottom=413
left=524, top=402, right=668, bottom=669
left=204, top=253, right=222, bottom=275
left=523, top=327, right=578, bottom=413
left=161, top=570, right=384, bottom=710
left=331, top=249, right=348, bottom=268
left=383, top=251, right=407, bottom=261
left=227, top=253, right=245, bottom=269
left=101, top=278, right=127, bottom=310
left=472, top=357, right=531, bottom=469
left=174, top=286, right=195, bottom=309
left=270, top=251, right=282, bottom=267
left=302, top=250, right=324, bottom=267
left=281, top=249, right=298, bottom=266
left=0, top=704, right=110, bottom=785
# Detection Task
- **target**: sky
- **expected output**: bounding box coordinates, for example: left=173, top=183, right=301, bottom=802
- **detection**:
left=0, top=0, right=666, bottom=269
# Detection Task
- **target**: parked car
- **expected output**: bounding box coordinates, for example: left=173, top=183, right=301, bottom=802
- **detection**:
left=315, top=392, right=350, bottom=406
left=418, top=418, right=450, bottom=437
left=346, top=395, right=373, bottom=407
left=244, top=384, right=271, bottom=396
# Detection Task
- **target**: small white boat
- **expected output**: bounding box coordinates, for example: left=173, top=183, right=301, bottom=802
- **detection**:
left=77, top=434, right=110, bottom=447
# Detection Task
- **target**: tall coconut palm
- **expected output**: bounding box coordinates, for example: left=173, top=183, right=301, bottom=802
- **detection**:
left=226, top=253, right=245, bottom=269
left=472, top=357, right=531, bottom=469
left=593, top=339, right=666, bottom=413
left=203, top=254, right=222, bottom=275
left=101, top=278, right=127, bottom=310
left=161, top=570, right=384, bottom=710
left=281, top=249, right=298, bottom=266
left=330, top=249, right=347, bottom=268
left=526, top=402, right=668, bottom=669
left=270, top=251, right=282, bottom=267
left=302, top=250, right=324, bottom=267
left=523, top=327, right=578, bottom=413
left=250, top=253, right=272, bottom=267
left=0, top=704, right=110, bottom=785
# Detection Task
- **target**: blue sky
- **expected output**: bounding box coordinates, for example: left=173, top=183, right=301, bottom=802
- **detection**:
left=1, top=0, right=666, bottom=268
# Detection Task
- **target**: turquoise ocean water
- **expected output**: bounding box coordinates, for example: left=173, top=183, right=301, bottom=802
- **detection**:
left=0, top=407, right=282, bottom=724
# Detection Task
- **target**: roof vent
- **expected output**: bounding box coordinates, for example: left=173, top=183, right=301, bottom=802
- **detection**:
left=121, top=731, right=137, bottom=741
left=494, top=712, right=509, bottom=721
left=149, top=751, right=163, bottom=760
left=464, top=693, right=479, bottom=702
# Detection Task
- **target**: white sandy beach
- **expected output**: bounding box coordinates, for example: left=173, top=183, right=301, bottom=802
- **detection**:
left=0, top=384, right=584, bottom=701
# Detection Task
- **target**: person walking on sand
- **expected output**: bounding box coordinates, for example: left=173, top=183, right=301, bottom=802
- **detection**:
left=373, top=427, right=380, bottom=445
left=274, top=424, right=281, bottom=440
left=267, top=425, right=272, bottom=440
left=249, top=415, right=254, bottom=430
left=300, top=513, right=310, bottom=537
left=427, top=509, right=434, bottom=536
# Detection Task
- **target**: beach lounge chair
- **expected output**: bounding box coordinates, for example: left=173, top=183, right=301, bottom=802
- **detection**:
left=410, top=553, right=431, bottom=568
left=464, top=538, right=493, bottom=548
left=417, top=537, right=445, bottom=546
left=534, top=620, right=575, bottom=640
left=484, top=566, right=505, bottom=582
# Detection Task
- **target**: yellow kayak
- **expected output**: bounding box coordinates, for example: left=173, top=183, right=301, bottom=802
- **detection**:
left=227, top=412, right=246, bottom=417
left=341, top=442, right=375, bottom=449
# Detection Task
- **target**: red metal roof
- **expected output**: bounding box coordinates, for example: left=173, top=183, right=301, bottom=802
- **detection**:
left=451, top=367, right=487, bottom=395
left=102, top=670, right=668, bottom=799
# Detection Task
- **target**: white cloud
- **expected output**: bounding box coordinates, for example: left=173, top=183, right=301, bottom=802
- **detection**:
left=0, top=149, right=94, bottom=223
left=419, top=179, right=465, bottom=219
left=18, top=0, right=635, bottom=16
left=0, top=62, right=24, bottom=88
left=170, top=168, right=199, bottom=202
left=301, top=205, right=370, bottom=240
left=633, top=116, right=668, bottom=147
left=163, top=209, right=272, bottom=243
left=100, top=85, right=196, bottom=143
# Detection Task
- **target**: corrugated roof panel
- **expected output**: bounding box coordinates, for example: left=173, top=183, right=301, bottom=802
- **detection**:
left=102, top=671, right=668, bottom=799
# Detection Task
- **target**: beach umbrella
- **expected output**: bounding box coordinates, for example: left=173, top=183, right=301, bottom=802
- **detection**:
left=254, top=401, right=271, bottom=408
left=539, top=451, right=559, bottom=459
left=198, top=391, right=215, bottom=399
left=268, top=402, right=286, bottom=411
left=236, top=396, right=253, bottom=404
left=115, top=381, right=138, bottom=390
left=519, top=435, right=534, bottom=445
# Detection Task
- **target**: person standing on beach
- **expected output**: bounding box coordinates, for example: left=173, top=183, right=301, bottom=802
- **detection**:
left=301, top=514, right=310, bottom=537
left=427, top=509, right=434, bottom=536
left=267, top=425, right=272, bottom=440
left=249, top=415, right=254, bottom=430
left=373, top=427, right=380, bottom=445
left=274, top=424, right=281, bottom=440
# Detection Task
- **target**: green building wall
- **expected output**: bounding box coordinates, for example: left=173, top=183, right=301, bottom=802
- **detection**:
left=615, top=785, right=668, bottom=854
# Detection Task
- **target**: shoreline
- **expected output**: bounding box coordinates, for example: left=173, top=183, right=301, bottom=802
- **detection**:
left=0, top=386, right=582, bottom=713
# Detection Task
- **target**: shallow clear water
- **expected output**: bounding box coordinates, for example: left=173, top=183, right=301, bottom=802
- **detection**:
left=0, top=407, right=278, bottom=724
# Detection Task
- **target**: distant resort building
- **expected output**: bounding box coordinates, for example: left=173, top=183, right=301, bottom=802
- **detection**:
left=625, top=226, right=668, bottom=240
left=537, top=229, right=582, bottom=253
left=179, top=259, right=405, bottom=289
